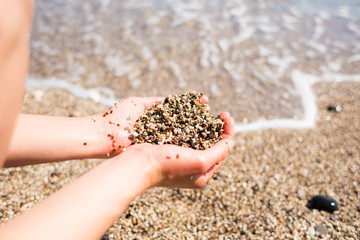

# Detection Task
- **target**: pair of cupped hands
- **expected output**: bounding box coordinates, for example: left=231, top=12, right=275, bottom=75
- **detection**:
left=98, top=95, right=234, bottom=189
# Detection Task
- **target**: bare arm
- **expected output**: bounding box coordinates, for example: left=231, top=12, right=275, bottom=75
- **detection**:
left=6, top=114, right=111, bottom=167
left=5, top=96, right=163, bottom=167
left=0, top=146, right=155, bottom=240
left=0, top=114, right=234, bottom=240
left=0, top=2, right=235, bottom=239
left=0, top=0, right=33, bottom=167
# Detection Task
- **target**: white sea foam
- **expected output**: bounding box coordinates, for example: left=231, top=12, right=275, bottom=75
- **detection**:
left=233, top=26, right=256, bottom=44
left=168, top=61, right=186, bottom=89
left=27, top=70, right=360, bottom=133
left=27, top=77, right=117, bottom=106
left=210, top=83, right=221, bottom=96
left=28, top=0, right=360, bottom=134
left=105, top=54, right=133, bottom=77
left=200, top=41, right=211, bottom=68
left=348, top=22, right=360, bottom=34
left=348, top=54, right=360, bottom=63
left=31, top=42, right=59, bottom=56
left=235, top=70, right=360, bottom=132
left=267, top=56, right=296, bottom=76
left=100, top=0, right=112, bottom=11
left=308, top=40, right=327, bottom=53
left=312, top=17, right=324, bottom=40
left=258, top=46, right=271, bottom=57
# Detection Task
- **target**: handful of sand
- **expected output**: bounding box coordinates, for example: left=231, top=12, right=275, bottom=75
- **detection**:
left=130, top=91, right=224, bottom=150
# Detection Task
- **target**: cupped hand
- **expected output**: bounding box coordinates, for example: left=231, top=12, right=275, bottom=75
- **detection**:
left=97, top=95, right=209, bottom=157
left=97, top=97, right=163, bottom=155
left=126, top=111, right=234, bottom=189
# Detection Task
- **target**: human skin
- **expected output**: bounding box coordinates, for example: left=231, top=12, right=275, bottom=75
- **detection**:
left=6, top=97, right=164, bottom=167
left=6, top=95, right=211, bottom=167
left=0, top=0, right=33, bottom=166
left=0, top=1, right=235, bottom=239
left=0, top=112, right=234, bottom=240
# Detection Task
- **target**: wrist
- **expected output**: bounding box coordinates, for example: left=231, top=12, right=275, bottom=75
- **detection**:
left=95, top=111, right=133, bottom=158
left=120, top=144, right=162, bottom=188
left=69, top=115, right=116, bottom=160
left=92, top=113, right=117, bottom=157
left=110, top=145, right=159, bottom=195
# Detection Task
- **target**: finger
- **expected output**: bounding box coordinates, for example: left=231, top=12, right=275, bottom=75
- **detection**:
left=156, top=159, right=226, bottom=189
left=220, top=112, right=234, bottom=138
left=206, top=105, right=211, bottom=112
left=190, top=161, right=224, bottom=188
left=201, top=159, right=225, bottom=181
left=199, top=95, right=210, bottom=112
left=200, top=138, right=233, bottom=171
left=142, top=97, right=164, bottom=108
left=154, top=145, right=205, bottom=176
left=199, top=94, right=208, bottom=104
left=160, top=144, right=225, bottom=177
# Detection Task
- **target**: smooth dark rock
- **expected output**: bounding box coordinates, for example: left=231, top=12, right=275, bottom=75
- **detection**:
left=327, top=105, right=342, bottom=112
left=306, top=195, right=338, bottom=213
left=327, top=105, right=337, bottom=112
left=50, top=170, right=58, bottom=177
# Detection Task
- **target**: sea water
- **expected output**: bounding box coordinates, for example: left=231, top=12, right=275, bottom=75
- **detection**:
left=27, top=0, right=360, bottom=132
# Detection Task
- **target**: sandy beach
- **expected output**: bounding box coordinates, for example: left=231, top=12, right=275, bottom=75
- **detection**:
left=0, top=81, right=359, bottom=239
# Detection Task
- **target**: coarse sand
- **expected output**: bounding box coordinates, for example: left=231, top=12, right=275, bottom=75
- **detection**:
left=1, top=82, right=359, bottom=239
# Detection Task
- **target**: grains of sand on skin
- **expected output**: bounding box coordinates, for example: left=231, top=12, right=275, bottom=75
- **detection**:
left=129, top=91, right=224, bottom=150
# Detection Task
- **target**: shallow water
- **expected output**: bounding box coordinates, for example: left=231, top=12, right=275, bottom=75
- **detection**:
left=28, top=0, right=360, bottom=131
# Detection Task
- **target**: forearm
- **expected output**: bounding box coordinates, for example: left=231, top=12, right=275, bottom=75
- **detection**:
left=0, top=1, right=33, bottom=167
left=0, top=151, right=154, bottom=240
left=6, top=114, right=112, bottom=167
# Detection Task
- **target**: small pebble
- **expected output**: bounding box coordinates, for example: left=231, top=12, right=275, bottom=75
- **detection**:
left=307, top=227, right=315, bottom=236
left=50, top=170, right=58, bottom=177
left=327, top=105, right=337, bottom=112
left=306, top=195, right=338, bottom=213
left=315, top=224, right=328, bottom=235
left=131, top=91, right=224, bottom=150
left=327, top=105, right=342, bottom=112
left=297, top=189, right=305, bottom=199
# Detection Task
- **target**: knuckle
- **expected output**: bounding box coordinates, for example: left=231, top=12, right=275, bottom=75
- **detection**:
left=196, top=156, right=208, bottom=173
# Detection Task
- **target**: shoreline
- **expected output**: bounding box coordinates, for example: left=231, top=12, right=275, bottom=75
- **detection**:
left=1, top=81, right=359, bottom=239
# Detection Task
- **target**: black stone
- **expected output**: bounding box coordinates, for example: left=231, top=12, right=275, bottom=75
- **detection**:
left=327, top=105, right=336, bottom=112
left=50, top=170, right=58, bottom=177
left=306, top=195, right=338, bottom=213
left=189, top=140, right=196, bottom=148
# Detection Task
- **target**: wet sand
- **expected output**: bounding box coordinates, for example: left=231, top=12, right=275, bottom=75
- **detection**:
left=1, top=81, right=359, bottom=239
